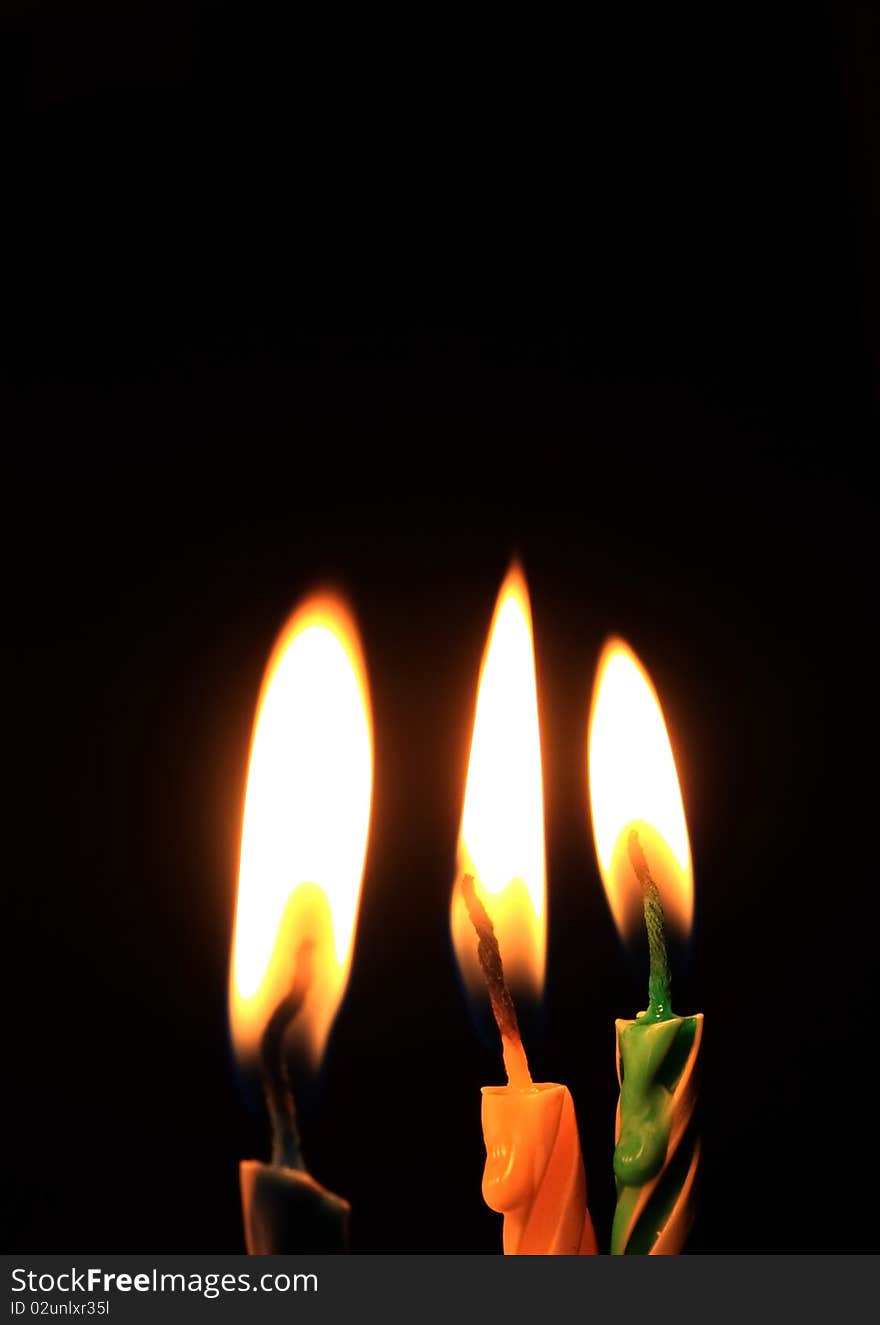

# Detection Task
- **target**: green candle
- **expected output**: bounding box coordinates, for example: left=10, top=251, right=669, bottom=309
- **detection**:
left=587, top=638, right=703, bottom=1256
left=610, top=832, right=702, bottom=1255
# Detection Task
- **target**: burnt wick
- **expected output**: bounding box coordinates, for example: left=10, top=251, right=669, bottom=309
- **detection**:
left=627, top=829, right=673, bottom=1018
left=460, top=874, right=532, bottom=1089
left=259, top=937, right=315, bottom=1170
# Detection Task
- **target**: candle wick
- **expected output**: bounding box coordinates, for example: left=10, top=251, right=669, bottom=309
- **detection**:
left=627, top=829, right=674, bottom=1019
left=460, top=873, right=533, bottom=1089
left=259, top=938, right=315, bottom=1170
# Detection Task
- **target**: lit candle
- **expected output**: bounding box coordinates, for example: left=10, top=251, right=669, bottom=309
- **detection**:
left=451, top=566, right=597, bottom=1256
left=588, top=638, right=702, bottom=1255
left=230, top=594, right=373, bottom=1253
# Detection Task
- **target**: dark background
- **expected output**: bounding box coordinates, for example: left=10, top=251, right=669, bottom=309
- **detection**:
left=3, top=2, right=878, bottom=1253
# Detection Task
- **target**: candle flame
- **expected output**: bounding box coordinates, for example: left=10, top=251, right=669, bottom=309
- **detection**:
left=588, top=638, right=693, bottom=941
left=229, top=594, right=373, bottom=1070
left=451, top=566, right=546, bottom=1004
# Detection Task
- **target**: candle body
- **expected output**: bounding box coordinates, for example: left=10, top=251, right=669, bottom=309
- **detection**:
left=240, top=1160, right=349, bottom=1253
left=611, top=1011, right=702, bottom=1254
left=481, top=1082, right=597, bottom=1254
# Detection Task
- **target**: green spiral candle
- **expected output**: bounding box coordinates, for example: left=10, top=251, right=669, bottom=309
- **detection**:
left=610, top=833, right=702, bottom=1255
left=587, top=638, right=703, bottom=1256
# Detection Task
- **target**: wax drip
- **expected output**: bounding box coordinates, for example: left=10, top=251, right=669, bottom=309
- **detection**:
left=259, top=938, right=315, bottom=1170
left=627, top=830, right=674, bottom=1020
left=460, top=874, right=533, bottom=1089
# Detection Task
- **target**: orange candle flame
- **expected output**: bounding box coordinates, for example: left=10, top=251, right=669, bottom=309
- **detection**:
left=451, top=566, right=547, bottom=1011
left=588, top=638, right=693, bottom=943
left=229, top=594, right=373, bottom=1071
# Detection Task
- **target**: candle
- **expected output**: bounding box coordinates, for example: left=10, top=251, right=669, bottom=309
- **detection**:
left=451, top=566, right=597, bottom=1255
left=588, top=638, right=702, bottom=1255
left=230, top=594, right=373, bottom=1252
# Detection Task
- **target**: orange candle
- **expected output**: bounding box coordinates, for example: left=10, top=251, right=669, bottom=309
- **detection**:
left=450, top=567, right=597, bottom=1256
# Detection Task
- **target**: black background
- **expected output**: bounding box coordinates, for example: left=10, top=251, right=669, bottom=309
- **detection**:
left=3, top=2, right=878, bottom=1254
